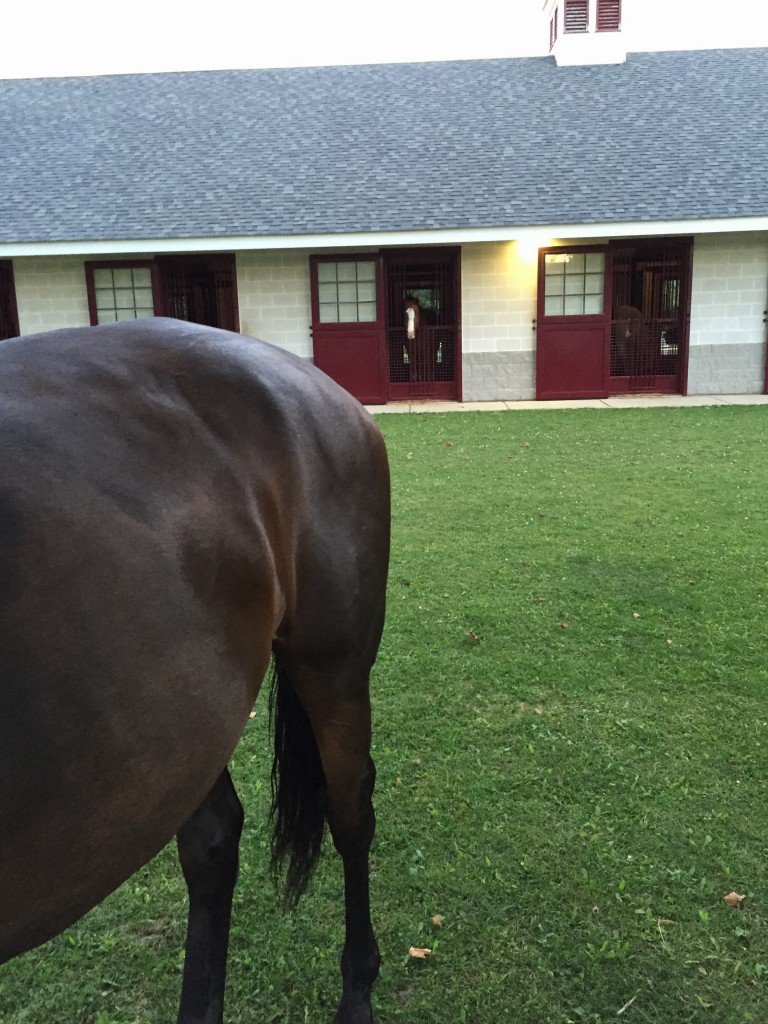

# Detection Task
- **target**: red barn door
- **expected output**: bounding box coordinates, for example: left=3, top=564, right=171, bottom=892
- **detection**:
left=310, top=255, right=388, bottom=404
left=536, top=247, right=612, bottom=400
left=0, top=261, right=20, bottom=340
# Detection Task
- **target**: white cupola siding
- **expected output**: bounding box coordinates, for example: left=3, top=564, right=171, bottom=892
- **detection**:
left=544, top=0, right=628, bottom=65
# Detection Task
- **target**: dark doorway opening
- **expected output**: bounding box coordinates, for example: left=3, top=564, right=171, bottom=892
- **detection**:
left=0, top=261, right=20, bottom=340
left=156, top=255, right=239, bottom=332
left=385, top=249, right=460, bottom=400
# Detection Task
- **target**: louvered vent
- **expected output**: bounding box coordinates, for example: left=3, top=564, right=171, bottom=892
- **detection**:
left=564, top=0, right=588, bottom=32
left=597, top=0, right=621, bottom=30
left=549, top=10, right=559, bottom=50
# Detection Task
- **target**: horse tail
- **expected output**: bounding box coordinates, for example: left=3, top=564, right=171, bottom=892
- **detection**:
left=268, top=657, right=327, bottom=907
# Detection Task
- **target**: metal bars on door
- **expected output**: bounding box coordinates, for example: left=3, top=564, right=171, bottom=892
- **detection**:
left=610, top=243, right=690, bottom=392
left=385, top=254, right=458, bottom=398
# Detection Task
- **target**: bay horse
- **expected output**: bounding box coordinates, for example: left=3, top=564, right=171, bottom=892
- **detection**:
left=0, top=318, right=390, bottom=1024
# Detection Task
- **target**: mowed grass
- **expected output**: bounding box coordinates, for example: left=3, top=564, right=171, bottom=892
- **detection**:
left=1, top=405, right=767, bottom=1024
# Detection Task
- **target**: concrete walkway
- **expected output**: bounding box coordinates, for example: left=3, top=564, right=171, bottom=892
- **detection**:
left=367, top=394, right=768, bottom=414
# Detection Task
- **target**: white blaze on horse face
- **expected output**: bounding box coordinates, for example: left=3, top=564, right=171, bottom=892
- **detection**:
left=405, top=306, right=417, bottom=340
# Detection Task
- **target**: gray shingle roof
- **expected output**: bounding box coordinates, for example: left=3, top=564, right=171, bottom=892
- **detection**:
left=1, top=48, right=766, bottom=243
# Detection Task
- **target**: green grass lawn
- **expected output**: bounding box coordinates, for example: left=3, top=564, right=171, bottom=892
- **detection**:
left=1, top=406, right=767, bottom=1024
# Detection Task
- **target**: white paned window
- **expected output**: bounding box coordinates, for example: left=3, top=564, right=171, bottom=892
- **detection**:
left=91, top=265, right=155, bottom=323
left=544, top=252, right=605, bottom=316
left=318, top=261, right=377, bottom=323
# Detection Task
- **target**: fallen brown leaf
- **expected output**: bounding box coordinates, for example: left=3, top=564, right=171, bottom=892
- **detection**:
left=724, top=891, right=745, bottom=908
left=431, top=915, right=444, bottom=927
left=560, top=621, right=569, bottom=629
left=248, top=710, right=256, bottom=719
left=466, top=630, right=480, bottom=642
left=409, top=946, right=432, bottom=959
left=632, top=611, right=640, bottom=619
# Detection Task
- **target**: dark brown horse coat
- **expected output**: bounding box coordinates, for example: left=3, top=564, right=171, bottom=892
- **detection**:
left=0, top=318, right=390, bottom=1023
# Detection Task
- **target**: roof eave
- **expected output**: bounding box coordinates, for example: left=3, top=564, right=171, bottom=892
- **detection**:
left=3, top=216, right=768, bottom=258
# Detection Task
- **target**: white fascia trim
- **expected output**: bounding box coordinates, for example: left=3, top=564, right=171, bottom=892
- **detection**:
left=3, top=217, right=768, bottom=257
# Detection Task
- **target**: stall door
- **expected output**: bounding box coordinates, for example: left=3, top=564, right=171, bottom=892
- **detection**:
left=385, top=249, right=460, bottom=400
left=609, top=239, right=691, bottom=394
left=0, top=261, right=19, bottom=340
left=536, top=248, right=611, bottom=399
left=310, top=255, right=387, bottom=404
left=156, top=255, right=239, bottom=331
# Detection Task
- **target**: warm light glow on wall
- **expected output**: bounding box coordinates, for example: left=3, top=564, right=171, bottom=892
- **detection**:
left=515, top=235, right=555, bottom=261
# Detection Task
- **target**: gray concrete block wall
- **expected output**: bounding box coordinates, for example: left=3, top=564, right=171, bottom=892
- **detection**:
left=687, top=342, right=766, bottom=395
left=462, top=351, right=536, bottom=401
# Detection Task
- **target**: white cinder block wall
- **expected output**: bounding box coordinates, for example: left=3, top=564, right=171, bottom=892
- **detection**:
left=13, top=256, right=91, bottom=336
left=236, top=250, right=312, bottom=358
left=460, top=241, right=539, bottom=400
left=8, top=235, right=767, bottom=401
left=687, top=233, right=768, bottom=394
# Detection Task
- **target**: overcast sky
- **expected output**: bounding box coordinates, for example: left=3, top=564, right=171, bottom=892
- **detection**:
left=2, top=0, right=767, bottom=79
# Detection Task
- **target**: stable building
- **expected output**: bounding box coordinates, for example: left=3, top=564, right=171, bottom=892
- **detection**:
left=1, top=4, right=766, bottom=403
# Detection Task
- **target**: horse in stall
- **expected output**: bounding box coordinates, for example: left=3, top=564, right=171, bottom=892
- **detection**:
left=0, top=318, right=391, bottom=1024
left=403, top=295, right=439, bottom=380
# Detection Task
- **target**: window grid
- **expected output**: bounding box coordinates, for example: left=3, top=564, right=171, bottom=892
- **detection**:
left=544, top=252, right=605, bottom=316
left=92, top=265, right=155, bottom=323
left=317, top=261, right=377, bottom=323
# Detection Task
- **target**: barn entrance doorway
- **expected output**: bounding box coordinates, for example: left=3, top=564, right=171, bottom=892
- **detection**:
left=536, top=239, right=691, bottom=399
left=155, top=255, right=239, bottom=332
left=609, top=239, right=691, bottom=394
left=385, top=249, right=460, bottom=400
left=0, top=261, right=19, bottom=340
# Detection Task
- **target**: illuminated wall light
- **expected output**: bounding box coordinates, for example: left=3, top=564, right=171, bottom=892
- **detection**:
left=516, top=235, right=555, bottom=261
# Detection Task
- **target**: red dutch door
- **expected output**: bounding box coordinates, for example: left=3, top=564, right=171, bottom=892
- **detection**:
left=310, top=255, right=388, bottom=405
left=536, top=247, right=611, bottom=400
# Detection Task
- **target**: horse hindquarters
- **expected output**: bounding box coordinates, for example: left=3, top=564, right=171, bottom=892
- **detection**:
left=268, top=429, right=389, bottom=1024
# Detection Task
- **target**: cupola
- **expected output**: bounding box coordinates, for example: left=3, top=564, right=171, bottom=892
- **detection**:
left=544, top=0, right=627, bottom=65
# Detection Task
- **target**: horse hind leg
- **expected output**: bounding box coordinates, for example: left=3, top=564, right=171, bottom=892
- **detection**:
left=176, top=769, right=244, bottom=1024
left=270, top=657, right=380, bottom=1024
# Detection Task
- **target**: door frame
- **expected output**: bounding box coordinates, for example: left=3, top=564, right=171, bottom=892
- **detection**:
left=382, top=246, right=462, bottom=402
